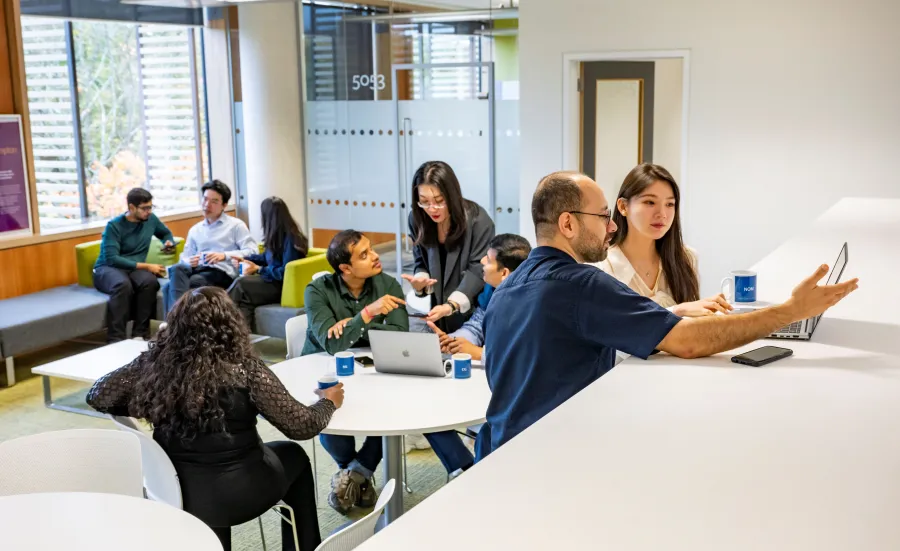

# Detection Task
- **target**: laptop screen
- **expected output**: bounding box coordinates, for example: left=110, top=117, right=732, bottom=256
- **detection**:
left=826, top=242, right=849, bottom=286
left=813, top=242, right=849, bottom=327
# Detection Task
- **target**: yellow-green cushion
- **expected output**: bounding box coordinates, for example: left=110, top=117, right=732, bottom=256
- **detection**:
left=281, top=248, right=332, bottom=308
left=75, top=237, right=185, bottom=287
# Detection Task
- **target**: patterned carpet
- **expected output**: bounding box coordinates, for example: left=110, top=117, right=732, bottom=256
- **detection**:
left=0, top=330, right=458, bottom=550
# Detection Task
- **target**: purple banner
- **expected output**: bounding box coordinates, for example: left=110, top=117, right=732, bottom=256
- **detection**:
left=0, top=117, right=31, bottom=236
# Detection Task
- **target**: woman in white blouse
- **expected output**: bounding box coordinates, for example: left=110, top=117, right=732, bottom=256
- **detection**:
left=593, top=163, right=731, bottom=317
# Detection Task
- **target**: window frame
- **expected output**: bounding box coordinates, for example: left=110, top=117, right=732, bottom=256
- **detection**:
left=20, top=15, right=212, bottom=234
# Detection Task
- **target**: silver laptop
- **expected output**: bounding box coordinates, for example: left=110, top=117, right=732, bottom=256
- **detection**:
left=768, top=242, right=848, bottom=341
left=369, top=331, right=451, bottom=377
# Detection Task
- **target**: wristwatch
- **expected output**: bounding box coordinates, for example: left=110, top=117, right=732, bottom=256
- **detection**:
left=447, top=300, right=459, bottom=314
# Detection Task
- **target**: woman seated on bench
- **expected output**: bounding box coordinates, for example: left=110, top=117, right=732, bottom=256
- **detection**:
left=87, top=286, right=344, bottom=551
left=228, top=196, right=309, bottom=330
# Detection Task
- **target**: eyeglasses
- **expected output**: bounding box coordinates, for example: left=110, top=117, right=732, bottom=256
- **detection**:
left=417, top=201, right=447, bottom=210
left=136, top=205, right=154, bottom=213
left=569, top=211, right=612, bottom=225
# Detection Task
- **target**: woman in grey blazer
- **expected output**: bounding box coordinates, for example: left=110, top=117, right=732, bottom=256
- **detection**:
left=404, top=161, right=495, bottom=333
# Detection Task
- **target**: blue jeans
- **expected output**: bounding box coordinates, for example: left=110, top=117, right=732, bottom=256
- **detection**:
left=424, top=431, right=474, bottom=473
left=320, top=431, right=474, bottom=476
left=319, top=435, right=382, bottom=478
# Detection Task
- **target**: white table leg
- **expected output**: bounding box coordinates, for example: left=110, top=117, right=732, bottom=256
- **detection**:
left=381, top=435, right=404, bottom=525
left=4, top=357, right=13, bottom=386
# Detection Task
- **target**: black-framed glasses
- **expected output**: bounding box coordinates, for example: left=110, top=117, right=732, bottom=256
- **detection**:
left=137, top=205, right=154, bottom=213
left=569, top=211, right=612, bottom=225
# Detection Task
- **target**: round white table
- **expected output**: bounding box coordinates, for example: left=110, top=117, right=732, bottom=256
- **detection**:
left=272, top=351, right=491, bottom=524
left=0, top=492, right=222, bottom=550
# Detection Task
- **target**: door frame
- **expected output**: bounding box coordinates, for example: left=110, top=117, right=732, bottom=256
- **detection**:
left=561, top=50, right=690, bottom=188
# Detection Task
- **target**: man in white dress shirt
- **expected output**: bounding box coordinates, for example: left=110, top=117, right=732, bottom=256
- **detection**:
left=166, top=180, right=258, bottom=312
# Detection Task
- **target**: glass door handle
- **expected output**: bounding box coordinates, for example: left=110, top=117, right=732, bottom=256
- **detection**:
left=401, top=118, right=413, bottom=253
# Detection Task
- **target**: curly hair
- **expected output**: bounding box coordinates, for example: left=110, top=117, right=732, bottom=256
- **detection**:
left=127, top=286, right=258, bottom=441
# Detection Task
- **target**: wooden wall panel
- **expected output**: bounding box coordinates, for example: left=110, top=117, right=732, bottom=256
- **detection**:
left=0, top=216, right=202, bottom=300
left=0, top=0, right=14, bottom=114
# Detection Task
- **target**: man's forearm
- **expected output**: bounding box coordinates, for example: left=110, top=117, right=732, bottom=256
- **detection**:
left=660, top=305, right=796, bottom=359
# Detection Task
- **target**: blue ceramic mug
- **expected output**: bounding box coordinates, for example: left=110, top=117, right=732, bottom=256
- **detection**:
left=318, top=373, right=338, bottom=389
left=721, top=270, right=757, bottom=303
left=335, top=351, right=355, bottom=377
left=444, top=353, right=472, bottom=379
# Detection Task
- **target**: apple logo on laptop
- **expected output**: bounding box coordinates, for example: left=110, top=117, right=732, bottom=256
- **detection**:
left=402, top=350, right=410, bottom=358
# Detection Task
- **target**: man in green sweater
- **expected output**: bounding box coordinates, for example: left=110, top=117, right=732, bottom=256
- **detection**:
left=94, top=188, right=175, bottom=342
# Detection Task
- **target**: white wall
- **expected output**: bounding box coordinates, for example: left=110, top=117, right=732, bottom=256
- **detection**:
left=519, top=0, right=900, bottom=295
left=237, top=2, right=307, bottom=241
left=653, top=58, right=683, bottom=183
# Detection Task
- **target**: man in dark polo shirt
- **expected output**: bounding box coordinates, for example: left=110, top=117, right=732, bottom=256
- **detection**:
left=303, top=229, right=474, bottom=516
left=478, top=171, right=859, bottom=459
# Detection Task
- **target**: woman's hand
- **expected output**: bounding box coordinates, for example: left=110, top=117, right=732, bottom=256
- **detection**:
left=672, top=293, right=733, bottom=317
left=239, top=260, right=259, bottom=276
left=229, top=255, right=244, bottom=267
left=402, top=273, right=438, bottom=293
left=315, top=382, right=344, bottom=409
left=426, top=303, right=454, bottom=323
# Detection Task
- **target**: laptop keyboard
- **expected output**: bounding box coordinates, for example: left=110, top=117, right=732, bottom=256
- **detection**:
left=777, top=321, right=803, bottom=334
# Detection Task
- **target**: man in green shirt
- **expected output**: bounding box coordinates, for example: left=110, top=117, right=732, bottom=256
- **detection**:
left=302, top=231, right=407, bottom=356
left=94, top=188, right=174, bottom=342
left=303, top=230, right=475, bottom=515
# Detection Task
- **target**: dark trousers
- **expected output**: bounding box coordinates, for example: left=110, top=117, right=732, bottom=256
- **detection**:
left=93, top=266, right=160, bottom=343
left=320, top=431, right=474, bottom=475
left=166, top=264, right=234, bottom=315
left=227, top=275, right=282, bottom=330
left=210, top=442, right=321, bottom=551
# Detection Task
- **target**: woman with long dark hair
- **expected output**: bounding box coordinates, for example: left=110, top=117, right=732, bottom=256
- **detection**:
left=593, top=163, right=731, bottom=317
left=403, top=161, right=495, bottom=333
left=229, top=196, right=309, bottom=328
left=87, top=286, right=343, bottom=551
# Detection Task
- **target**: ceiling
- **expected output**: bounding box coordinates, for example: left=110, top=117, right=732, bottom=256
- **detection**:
left=121, top=0, right=517, bottom=9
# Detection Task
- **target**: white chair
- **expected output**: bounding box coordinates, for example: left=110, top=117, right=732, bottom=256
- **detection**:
left=0, top=428, right=143, bottom=497
left=110, top=416, right=182, bottom=508
left=109, top=416, right=300, bottom=550
left=314, top=479, right=396, bottom=551
left=285, top=314, right=309, bottom=361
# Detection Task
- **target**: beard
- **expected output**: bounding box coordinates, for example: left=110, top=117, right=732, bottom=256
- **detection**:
left=575, top=229, right=610, bottom=263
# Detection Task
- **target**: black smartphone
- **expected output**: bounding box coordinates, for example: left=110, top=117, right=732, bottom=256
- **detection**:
left=355, top=355, right=375, bottom=367
left=409, top=312, right=428, bottom=319
left=731, top=346, right=793, bottom=367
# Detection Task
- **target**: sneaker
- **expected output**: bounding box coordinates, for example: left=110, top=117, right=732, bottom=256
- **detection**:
left=357, top=477, right=378, bottom=508
left=405, top=434, right=431, bottom=452
left=327, top=469, right=363, bottom=515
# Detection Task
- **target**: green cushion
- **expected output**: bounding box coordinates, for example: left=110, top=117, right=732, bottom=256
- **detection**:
left=281, top=248, right=332, bottom=308
left=75, top=237, right=185, bottom=287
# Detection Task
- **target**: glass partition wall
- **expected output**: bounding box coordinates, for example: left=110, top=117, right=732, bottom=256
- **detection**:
left=301, top=1, right=519, bottom=277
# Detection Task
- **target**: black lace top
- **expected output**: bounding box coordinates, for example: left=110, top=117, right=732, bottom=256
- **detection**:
left=86, top=358, right=335, bottom=458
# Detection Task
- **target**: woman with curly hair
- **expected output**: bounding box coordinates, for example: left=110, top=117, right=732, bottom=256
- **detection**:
left=87, top=286, right=344, bottom=551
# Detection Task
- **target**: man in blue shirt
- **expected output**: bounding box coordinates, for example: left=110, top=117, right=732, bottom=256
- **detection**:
left=166, top=180, right=257, bottom=313
left=94, top=188, right=175, bottom=342
left=429, top=233, right=532, bottom=361
left=479, top=171, right=859, bottom=458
